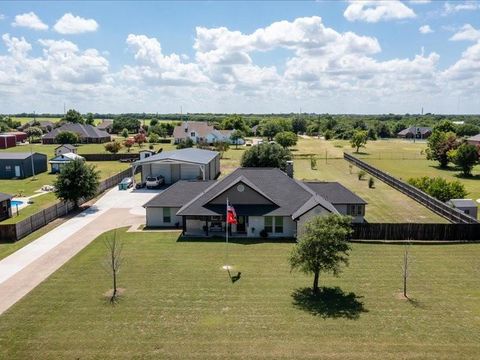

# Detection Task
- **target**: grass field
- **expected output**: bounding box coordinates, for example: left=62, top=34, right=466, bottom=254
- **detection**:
left=0, top=229, right=479, bottom=359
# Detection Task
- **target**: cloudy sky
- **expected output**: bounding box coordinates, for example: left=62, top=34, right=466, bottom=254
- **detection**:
left=0, top=1, right=479, bottom=114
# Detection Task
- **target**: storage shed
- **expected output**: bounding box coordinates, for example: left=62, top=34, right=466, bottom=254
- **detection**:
left=133, top=148, right=220, bottom=185
left=0, top=152, right=48, bottom=179
left=0, top=134, right=16, bottom=149
left=446, top=199, right=478, bottom=219
left=0, top=192, right=12, bottom=221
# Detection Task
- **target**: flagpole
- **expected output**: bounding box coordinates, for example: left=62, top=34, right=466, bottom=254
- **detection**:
left=225, top=197, right=229, bottom=269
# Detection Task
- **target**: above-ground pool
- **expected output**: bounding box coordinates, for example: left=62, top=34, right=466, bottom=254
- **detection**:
left=11, top=200, right=24, bottom=207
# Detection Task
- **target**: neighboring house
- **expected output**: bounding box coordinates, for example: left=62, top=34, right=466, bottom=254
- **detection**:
left=143, top=167, right=366, bottom=237
left=18, top=120, right=54, bottom=133
left=49, top=153, right=85, bottom=173
left=42, top=123, right=111, bottom=144
left=133, top=148, right=220, bottom=184
left=397, top=126, right=432, bottom=139
left=446, top=199, right=478, bottom=219
left=54, top=144, right=77, bottom=156
left=0, top=153, right=48, bottom=179
left=96, top=119, right=114, bottom=134
left=0, top=134, right=16, bottom=149
left=173, top=121, right=215, bottom=144
left=0, top=192, right=12, bottom=221
left=205, top=129, right=245, bottom=145
left=467, top=134, right=480, bottom=147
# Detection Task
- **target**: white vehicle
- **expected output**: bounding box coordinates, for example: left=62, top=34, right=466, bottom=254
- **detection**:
left=146, top=175, right=164, bottom=188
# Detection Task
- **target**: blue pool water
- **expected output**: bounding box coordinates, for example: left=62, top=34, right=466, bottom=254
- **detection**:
left=11, top=200, right=24, bottom=207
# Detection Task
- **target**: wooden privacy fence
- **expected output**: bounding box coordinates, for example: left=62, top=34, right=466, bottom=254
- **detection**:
left=0, top=168, right=133, bottom=243
left=80, top=153, right=139, bottom=161
left=343, top=153, right=479, bottom=224
left=351, top=223, right=480, bottom=241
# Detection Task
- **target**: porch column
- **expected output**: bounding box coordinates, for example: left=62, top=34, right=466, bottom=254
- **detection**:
left=205, top=218, right=209, bottom=236
left=182, top=216, right=186, bottom=235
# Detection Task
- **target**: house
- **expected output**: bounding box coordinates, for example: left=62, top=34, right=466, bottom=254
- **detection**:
left=42, top=123, right=111, bottom=144
left=206, top=129, right=245, bottom=145
left=143, top=167, right=366, bottom=237
left=18, top=120, right=55, bottom=133
left=397, top=126, right=432, bottom=139
left=173, top=121, right=215, bottom=144
left=0, top=153, right=48, bottom=179
left=133, top=148, right=220, bottom=184
left=446, top=199, right=478, bottom=219
left=0, top=192, right=12, bottom=221
left=467, top=134, right=480, bottom=147
left=0, top=134, right=16, bottom=149
left=49, top=153, right=85, bottom=173
left=96, top=119, right=114, bottom=134
left=54, top=144, right=77, bottom=156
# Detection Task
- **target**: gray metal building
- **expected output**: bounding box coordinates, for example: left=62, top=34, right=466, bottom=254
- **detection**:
left=0, top=152, right=48, bottom=179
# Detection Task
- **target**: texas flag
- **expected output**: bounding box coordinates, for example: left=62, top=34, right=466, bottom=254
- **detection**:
left=227, top=204, right=237, bottom=224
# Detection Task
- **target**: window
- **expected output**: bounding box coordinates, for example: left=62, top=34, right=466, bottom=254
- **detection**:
left=163, top=208, right=171, bottom=223
left=190, top=132, right=195, bottom=137
left=465, top=210, right=470, bottom=215
left=274, top=216, right=283, bottom=233
left=5, top=165, right=11, bottom=171
left=264, top=216, right=273, bottom=233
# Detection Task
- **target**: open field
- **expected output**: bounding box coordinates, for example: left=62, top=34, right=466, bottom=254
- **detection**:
left=0, top=229, right=479, bottom=359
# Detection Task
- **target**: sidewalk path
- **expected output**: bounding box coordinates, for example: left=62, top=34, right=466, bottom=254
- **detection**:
left=0, top=187, right=158, bottom=315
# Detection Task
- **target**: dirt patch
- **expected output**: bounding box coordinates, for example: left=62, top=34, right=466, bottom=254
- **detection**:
left=394, top=292, right=409, bottom=300
left=103, top=288, right=126, bottom=298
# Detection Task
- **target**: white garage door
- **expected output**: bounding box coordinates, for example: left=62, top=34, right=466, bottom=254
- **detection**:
left=151, top=164, right=172, bottom=184
left=180, top=164, right=201, bottom=180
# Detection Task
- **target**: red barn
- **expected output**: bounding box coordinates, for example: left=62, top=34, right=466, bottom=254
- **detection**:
left=5, top=131, right=28, bottom=143
left=0, top=134, right=16, bottom=149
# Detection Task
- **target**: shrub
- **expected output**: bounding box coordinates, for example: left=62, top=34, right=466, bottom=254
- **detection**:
left=358, top=170, right=366, bottom=180
left=368, top=177, right=375, bottom=188
left=149, top=133, right=160, bottom=144
left=259, top=229, right=268, bottom=238
left=310, top=156, right=317, bottom=170
left=104, top=141, right=122, bottom=154
left=408, top=176, right=467, bottom=202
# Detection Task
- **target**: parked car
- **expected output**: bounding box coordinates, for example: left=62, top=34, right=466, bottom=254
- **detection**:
left=146, top=176, right=164, bottom=188
left=118, top=177, right=133, bottom=190
left=135, top=182, right=146, bottom=189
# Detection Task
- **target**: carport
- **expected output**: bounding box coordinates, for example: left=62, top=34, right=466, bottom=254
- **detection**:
left=131, top=148, right=220, bottom=185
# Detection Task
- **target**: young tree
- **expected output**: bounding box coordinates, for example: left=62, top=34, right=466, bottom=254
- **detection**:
left=149, top=133, right=160, bottom=144
left=124, top=138, right=134, bottom=152
left=55, top=131, right=79, bottom=144
left=289, top=214, right=353, bottom=294
left=104, top=141, right=122, bottom=154
left=448, top=143, right=479, bottom=176
left=241, top=143, right=292, bottom=171
left=274, top=131, right=298, bottom=148
left=426, top=131, right=458, bottom=168
left=53, top=159, right=100, bottom=208
left=350, top=130, right=368, bottom=153
left=103, top=230, right=123, bottom=304
left=230, top=130, right=245, bottom=149
left=25, top=126, right=43, bottom=143
left=134, top=133, right=146, bottom=148
left=63, top=109, right=84, bottom=124
left=85, top=113, right=95, bottom=125
left=121, top=128, right=129, bottom=139
left=402, top=243, right=410, bottom=299
left=214, top=141, right=230, bottom=158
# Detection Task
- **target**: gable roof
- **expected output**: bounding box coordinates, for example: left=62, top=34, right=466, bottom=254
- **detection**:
left=398, top=126, right=432, bottom=136
left=0, top=192, right=12, bottom=202
left=303, top=182, right=367, bottom=205
left=55, top=144, right=76, bottom=150
left=134, top=148, right=219, bottom=165
left=0, top=152, right=44, bottom=160
left=43, top=123, right=110, bottom=140
left=173, top=121, right=215, bottom=139
left=96, top=119, right=113, bottom=130
left=446, top=199, right=477, bottom=208
left=49, top=152, right=85, bottom=163
left=144, top=180, right=215, bottom=208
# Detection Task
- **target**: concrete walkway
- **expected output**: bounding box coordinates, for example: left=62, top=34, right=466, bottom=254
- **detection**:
left=0, top=187, right=158, bottom=315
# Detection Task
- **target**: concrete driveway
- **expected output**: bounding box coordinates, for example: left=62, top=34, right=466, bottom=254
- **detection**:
left=0, top=187, right=159, bottom=315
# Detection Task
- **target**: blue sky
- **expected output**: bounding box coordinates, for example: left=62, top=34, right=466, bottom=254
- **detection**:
left=0, top=1, right=479, bottom=114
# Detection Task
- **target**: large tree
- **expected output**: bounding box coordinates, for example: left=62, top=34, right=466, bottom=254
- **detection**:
left=275, top=131, right=298, bottom=148
left=241, top=143, right=292, bottom=171
left=25, top=126, right=43, bottom=143
left=350, top=130, right=368, bottom=153
left=408, top=176, right=467, bottom=202
left=289, top=214, right=353, bottom=294
left=261, top=121, right=284, bottom=141
left=292, top=117, right=307, bottom=134
left=64, top=109, right=84, bottom=124
left=230, top=130, right=245, bottom=149
left=54, top=159, right=100, bottom=208
left=448, top=143, right=479, bottom=176
left=426, top=131, right=458, bottom=168
left=85, top=113, right=95, bottom=125
left=55, top=131, right=79, bottom=144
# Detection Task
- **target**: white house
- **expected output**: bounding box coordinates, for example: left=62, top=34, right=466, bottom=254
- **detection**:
left=49, top=152, right=85, bottom=173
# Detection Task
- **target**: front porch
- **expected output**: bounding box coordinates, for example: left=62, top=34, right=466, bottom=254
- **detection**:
left=182, top=215, right=249, bottom=237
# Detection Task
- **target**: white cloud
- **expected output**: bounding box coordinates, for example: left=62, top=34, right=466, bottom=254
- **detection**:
left=0, top=14, right=5, bottom=20
left=419, top=25, right=433, bottom=34
left=344, top=1, right=416, bottom=23
left=409, top=0, right=431, bottom=3
left=443, top=1, right=480, bottom=15
left=450, top=24, right=480, bottom=42
left=53, top=13, right=98, bottom=34
left=12, top=12, right=48, bottom=31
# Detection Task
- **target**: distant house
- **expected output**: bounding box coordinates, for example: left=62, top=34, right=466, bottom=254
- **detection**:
left=143, top=167, right=366, bottom=236
left=42, top=123, right=111, bottom=144
left=18, top=120, right=55, bottom=133
left=54, top=144, right=77, bottom=156
left=173, top=121, right=244, bottom=145
left=206, top=129, right=245, bottom=145
left=467, top=134, right=480, bottom=147
left=397, top=126, right=432, bottom=139
left=0, top=153, right=48, bottom=179
left=446, top=199, right=478, bottom=219
left=0, top=192, right=12, bottom=221
left=0, top=134, right=17, bottom=149
left=96, top=119, right=114, bottom=134
left=49, top=153, right=85, bottom=173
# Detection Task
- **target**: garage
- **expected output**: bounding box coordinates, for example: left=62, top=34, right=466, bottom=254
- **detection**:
left=132, top=148, right=220, bottom=185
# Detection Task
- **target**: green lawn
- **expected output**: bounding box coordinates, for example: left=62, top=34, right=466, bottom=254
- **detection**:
left=0, top=229, right=479, bottom=359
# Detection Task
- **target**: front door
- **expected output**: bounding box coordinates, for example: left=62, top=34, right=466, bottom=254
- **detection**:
left=236, top=216, right=247, bottom=233
left=14, top=166, right=21, bottom=177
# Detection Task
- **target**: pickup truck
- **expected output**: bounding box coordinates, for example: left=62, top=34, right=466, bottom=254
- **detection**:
left=146, top=176, right=165, bottom=188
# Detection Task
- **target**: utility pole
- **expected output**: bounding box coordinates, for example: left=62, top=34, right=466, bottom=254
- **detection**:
left=30, top=111, right=36, bottom=180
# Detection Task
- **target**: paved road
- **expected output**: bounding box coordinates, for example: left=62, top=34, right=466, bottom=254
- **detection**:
left=0, top=187, right=158, bottom=315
